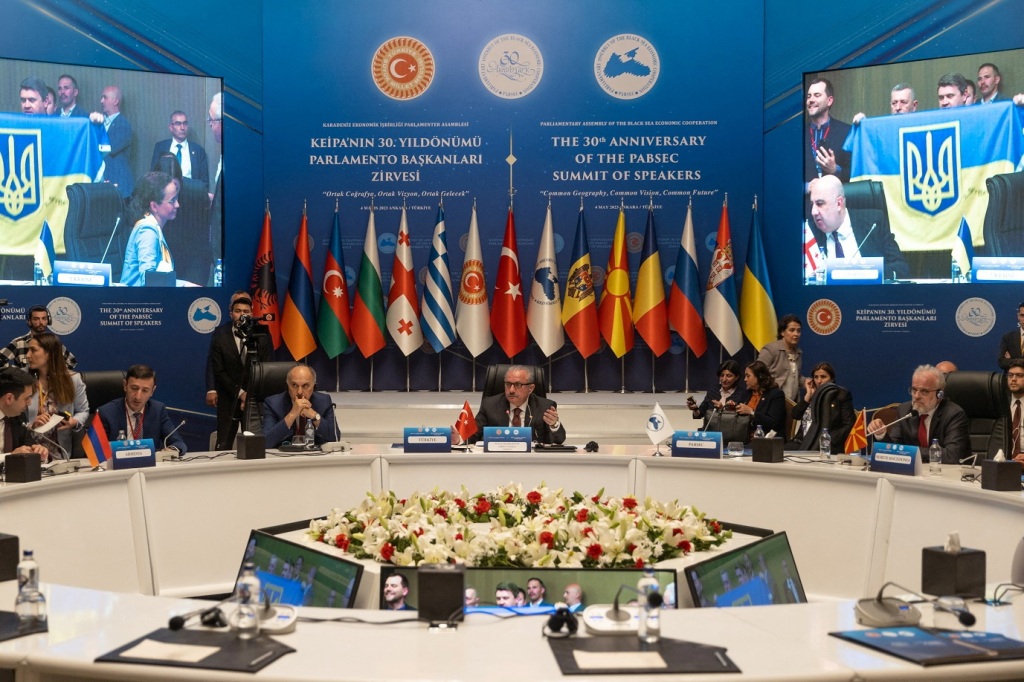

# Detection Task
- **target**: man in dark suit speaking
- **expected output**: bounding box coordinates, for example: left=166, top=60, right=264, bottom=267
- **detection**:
left=262, top=365, right=337, bottom=449
left=807, top=175, right=909, bottom=280
left=96, top=364, right=186, bottom=454
left=456, top=365, right=565, bottom=445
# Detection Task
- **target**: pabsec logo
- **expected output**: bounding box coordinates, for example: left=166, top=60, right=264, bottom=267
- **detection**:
left=189, top=298, right=221, bottom=334
left=594, top=34, right=659, bottom=100
left=955, top=297, right=995, bottom=338
left=479, top=34, right=544, bottom=99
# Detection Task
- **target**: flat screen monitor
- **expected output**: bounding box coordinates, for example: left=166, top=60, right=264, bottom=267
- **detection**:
left=380, top=565, right=678, bottom=615
left=236, top=530, right=363, bottom=609
left=0, top=57, right=222, bottom=286
left=684, top=531, right=807, bottom=608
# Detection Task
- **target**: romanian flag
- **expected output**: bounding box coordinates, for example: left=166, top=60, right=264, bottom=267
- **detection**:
left=668, top=201, right=707, bottom=357
left=33, top=220, right=56, bottom=283
left=633, top=207, right=669, bottom=356
left=281, top=212, right=318, bottom=360
left=352, top=208, right=387, bottom=358
left=739, top=199, right=777, bottom=352
left=491, top=208, right=527, bottom=358
left=598, top=207, right=634, bottom=358
left=844, top=408, right=868, bottom=454
left=561, top=207, right=601, bottom=359
left=704, top=199, right=743, bottom=356
left=82, top=412, right=111, bottom=466
left=317, top=209, right=351, bottom=358
left=250, top=207, right=282, bottom=349
left=455, top=400, right=478, bottom=443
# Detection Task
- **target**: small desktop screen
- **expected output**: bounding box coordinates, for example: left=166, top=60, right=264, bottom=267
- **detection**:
left=684, top=531, right=807, bottom=608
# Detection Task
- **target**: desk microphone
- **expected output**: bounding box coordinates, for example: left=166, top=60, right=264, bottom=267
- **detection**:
left=866, top=409, right=918, bottom=437
left=856, top=581, right=975, bottom=628
left=168, top=595, right=236, bottom=630
left=855, top=223, right=877, bottom=255
left=604, top=583, right=663, bottom=623
left=163, top=419, right=186, bottom=451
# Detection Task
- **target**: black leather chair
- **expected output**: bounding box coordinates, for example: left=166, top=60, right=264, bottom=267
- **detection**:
left=482, top=364, right=547, bottom=398
left=244, top=361, right=298, bottom=434
left=64, top=183, right=127, bottom=281
left=982, top=171, right=1024, bottom=257
left=943, top=371, right=1009, bottom=461
left=163, top=177, right=212, bottom=285
left=79, top=370, right=127, bottom=415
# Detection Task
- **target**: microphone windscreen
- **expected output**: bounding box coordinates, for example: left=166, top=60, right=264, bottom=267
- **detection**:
left=168, top=615, right=185, bottom=630
left=959, top=610, right=977, bottom=627
left=909, top=409, right=920, bottom=418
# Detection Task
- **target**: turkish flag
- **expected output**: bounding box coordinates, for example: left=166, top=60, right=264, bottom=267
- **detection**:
left=456, top=400, right=478, bottom=443
left=490, top=208, right=527, bottom=358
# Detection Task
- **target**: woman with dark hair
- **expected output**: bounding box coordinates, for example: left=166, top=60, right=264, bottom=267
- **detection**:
left=24, top=332, right=88, bottom=457
left=687, top=359, right=751, bottom=426
left=734, top=360, right=787, bottom=438
left=152, top=152, right=183, bottom=184
left=120, top=171, right=179, bottom=286
left=757, top=314, right=803, bottom=402
left=786, top=361, right=856, bottom=452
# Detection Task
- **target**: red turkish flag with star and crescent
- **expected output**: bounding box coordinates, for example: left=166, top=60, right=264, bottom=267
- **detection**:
left=456, top=400, right=478, bottom=443
left=490, top=208, right=527, bottom=358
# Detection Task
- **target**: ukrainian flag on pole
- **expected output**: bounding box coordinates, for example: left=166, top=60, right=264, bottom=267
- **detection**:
left=739, top=198, right=776, bottom=351
left=34, top=220, right=56, bottom=284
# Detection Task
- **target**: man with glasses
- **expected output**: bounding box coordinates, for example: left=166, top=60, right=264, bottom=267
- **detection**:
left=867, top=364, right=968, bottom=464
left=150, top=110, right=209, bottom=188
left=453, top=365, right=565, bottom=445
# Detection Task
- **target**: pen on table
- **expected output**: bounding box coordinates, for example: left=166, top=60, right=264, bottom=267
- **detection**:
left=714, top=651, right=728, bottom=667
left=249, top=650, right=274, bottom=667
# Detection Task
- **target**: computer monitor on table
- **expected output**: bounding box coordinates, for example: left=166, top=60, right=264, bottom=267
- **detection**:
left=684, top=531, right=807, bottom=608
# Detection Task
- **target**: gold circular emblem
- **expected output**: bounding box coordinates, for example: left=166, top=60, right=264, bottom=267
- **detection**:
left=372, top=37, right=435, bottom=100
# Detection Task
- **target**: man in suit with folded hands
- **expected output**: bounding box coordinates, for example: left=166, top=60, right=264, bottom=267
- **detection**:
left=262, top=365, right=337, bottom=449
left=453, top=365, right=565, bottom=445
left=866, top=364, right=968, bottom=464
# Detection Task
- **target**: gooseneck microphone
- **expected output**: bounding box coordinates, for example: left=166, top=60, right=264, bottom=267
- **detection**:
left=163, top=419, right=186, bottom=451
left=605, top=583, right=664, bottom=622
left=856, top=581, right=975, bottom=628
left=866, top=409, right=919, bottom=437
left=855, top=222, right=878, bottom=255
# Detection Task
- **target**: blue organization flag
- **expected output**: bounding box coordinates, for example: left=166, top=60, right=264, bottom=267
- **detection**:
left=845, top=101, right=1024, bottom=253
left=0, top=114, right=107, bottom=256
left=34, top=220, right=56, bottom=281
left=421, top=204, right=457, bottom=352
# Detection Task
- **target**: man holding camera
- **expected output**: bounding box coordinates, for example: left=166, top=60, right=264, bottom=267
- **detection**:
left=208, top=294, right=272, bottom=450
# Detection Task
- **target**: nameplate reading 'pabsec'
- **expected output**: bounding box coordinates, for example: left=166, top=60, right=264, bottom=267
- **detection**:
left=483, top=427, right=532, bottom=453
left=402, top=427, right=452, bottom=453
left=671, top=430, right=722, bottom=459
left=869, top=442, right=920, bottom=476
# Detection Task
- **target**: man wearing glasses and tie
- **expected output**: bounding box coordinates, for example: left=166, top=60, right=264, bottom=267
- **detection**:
left=867, top=364, right=968, bottom=465
left=454, top=365, right=565, bottom=445
left=150, top=111, right=209, bottom=189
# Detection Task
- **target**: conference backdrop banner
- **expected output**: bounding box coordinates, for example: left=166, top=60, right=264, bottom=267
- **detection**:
left=263, top=0, right=764, bottom=392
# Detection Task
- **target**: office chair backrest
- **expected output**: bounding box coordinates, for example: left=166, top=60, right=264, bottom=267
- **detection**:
left=482, top=364, right=547, bottom=398
left=64, top=183, right=127, bottom=280
left=943, top=371, right=1009, bottom=460
left=79, top=370, right=127, bottom=415
left=244, top=361, right=301, bottom=434
left=984, top=171, right=1024, bottom=256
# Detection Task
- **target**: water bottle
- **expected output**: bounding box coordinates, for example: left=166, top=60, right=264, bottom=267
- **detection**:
left=116, top=430, right=126, bottom=441
left=233, top=561, right=261, bottom=639
left=815, top=259, right=827, bottom=285
left=754, top=425, right=765, bottom=439
left=213, top=258, right=224, bottom=287
left=15, top=550, right=47, bottom=628
left=819, top=428, right=832, bottom=461
left=951, top=257, right=961, bottom=283
left=929, top=439, right=942, bottom=475
left=33, top=263, right=45, bottom=286
left=637, top=567, right=661, bottom=644
left=304, top=416, right=316, bottom=450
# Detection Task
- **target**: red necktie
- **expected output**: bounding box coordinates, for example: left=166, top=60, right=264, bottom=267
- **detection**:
left=132, top=412, right=143, bottom=439
left=1013, top=400, right=1021, bottom=457
left=512, top=408, right=522, bottom=427
left=917, top=414, right=928, bottom=449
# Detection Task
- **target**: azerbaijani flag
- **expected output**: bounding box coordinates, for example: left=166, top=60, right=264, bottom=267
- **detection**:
left=317, top=209, right=351, bottom=358
left=82, top=412, right=112, bottom=466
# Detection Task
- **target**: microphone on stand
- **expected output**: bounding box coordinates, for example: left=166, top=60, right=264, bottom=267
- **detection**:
left=855, top=223, right=877, bottom=255
left=163, top=419, right=186, bottom=451
left=603, top=583, right=664, bottom=622
left=866, top=409, right=919, bottom=437
left=856, top=581, right=975, bottom=628
left=99, top=216, right=122, bottom=265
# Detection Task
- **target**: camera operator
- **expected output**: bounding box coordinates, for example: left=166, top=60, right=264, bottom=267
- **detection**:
left=207, top=294, right=272, bottom=450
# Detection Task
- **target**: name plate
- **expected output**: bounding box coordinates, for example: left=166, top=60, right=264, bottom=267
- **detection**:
left=53, top=260, right=111, bottom=287
left=110, top=438, right=156, bottom=469
left=971, top=257, right=1024, bottom=282
left=869, top=442, right=920, bottom=476
left=403, top=426, right=452, bottom=453
left=670, top=430, right=722, bottom=458
left=825, top=257, right=884, bottom=285
left=483, top=427, right=532, bottom=453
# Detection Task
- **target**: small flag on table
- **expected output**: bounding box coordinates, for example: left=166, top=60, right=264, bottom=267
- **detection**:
left=646, top=402, right=674, bottom=445
left=844, top=408, right=868, bottom=454
left=456, top=400, right=478, bottom=443
left=83, top=413, right=111, bottom=466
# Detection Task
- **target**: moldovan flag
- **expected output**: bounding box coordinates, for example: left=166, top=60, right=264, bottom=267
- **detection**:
left=632, top=207, right=670, bottom=356
left=704, top=199, right=743, bottom=356
left=598, top=207, right=634, bottom=358
left=668, top=201, right=707, bottom=357
left=421, top=204, right=457, bottom=353
left=317, top=209, right=352, bottom=358
left=491, top=208, right=527, bottom=358
left=952, top=216, right=974, bottom=277
left=455, top=205, right=492, bottom=357
left=34, top=221, right=56, bottom=283
left=844, top=409, right=868, bottom=454
left=281, top=212, right=318, bottom=360
left=82, top=412, right=111, bottom=466
left=561, top=207, right=601, bottom=358
left=352, top=208, right=387, bottom=358
left=527, top=204, right=564, bottom=357
left=739, top=199, right=777, bottom=352
left=455, top=400, right=478, bottom=443
left=250, top=207, right=282, bottom=349
left=386, top=207, right=422, bottom=356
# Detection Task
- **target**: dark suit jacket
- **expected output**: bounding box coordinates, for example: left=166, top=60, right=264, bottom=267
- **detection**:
left=809, top=213, right=910, bottom=280
left=262, top=391, right=337, bottom=448
left=96, top=397, right=187, bottom=453
left=103, top=114, right=134, bottom=198
left=471, top=393, right=566, bottom=445
left=2, top=416, right=33, bottom=453
left=693, top=384, right=752, bottom=427
left=998, top=328, right=1023, bottom=371
left=804, top=116, right=852, bottom=185
left=788, top=384, right=855, bottom=452
left=882, top=399, right=969, bottom=464
left=52, top=104, right=89, bottom=118
left=209, top=323, right=272, bottom=447
left=150, top=139, right=209, bottom=188
left=748, top=387, right=787, bottom=437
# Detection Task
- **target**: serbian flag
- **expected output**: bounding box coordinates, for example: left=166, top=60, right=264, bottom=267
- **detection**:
left=455, top=400, right=478, bottom=443
left=598, top=207, right=634, bottom=358
left=668, top=201, right=707, bottom=357
left=739, top=199, right=777, bottom=352
left=386, top=206, right=423, bottom=356
left=491, top=208, right=527, bottom=358
left=317, top=209, right=351, bottom=358
left=82, top=412, right=111, bottom=466
left=632, top=207, right=670, bottom=356
left=281, top=212, right=318, bottom=360
left=351, top=208, right=387, bottom=358
left=704, top=199, right=743, bottom=356
left=561, top=206, right=601, bottom=358
left=803, top=220, right=822, bottom=282
left=250, top=207, right=282, bottom=349
left=844, top=408, right=868, bottom=453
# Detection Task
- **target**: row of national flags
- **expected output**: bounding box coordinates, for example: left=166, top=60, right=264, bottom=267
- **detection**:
left=243, top=198, right=780, bottom=363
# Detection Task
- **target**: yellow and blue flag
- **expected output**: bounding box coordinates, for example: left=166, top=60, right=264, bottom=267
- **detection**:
left=740, top=199, right=777, bottom=351
left=33, top=220, right=56, bottom=283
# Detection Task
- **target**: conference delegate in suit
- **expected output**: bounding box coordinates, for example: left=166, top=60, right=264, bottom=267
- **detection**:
left=997, top=304, right=1024, bottom=371
left=209, top=297, right=272, bottom=450
left=96, top=365, right=187, bottom=454
left=150, top=137, right=209, bottom=188
left=261, top=365, right=338, bottom=449
left=464, top=366, right=565, bottom=445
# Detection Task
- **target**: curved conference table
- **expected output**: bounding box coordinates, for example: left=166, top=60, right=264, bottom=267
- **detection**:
left=2, top=445, right=1024, bottom=680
